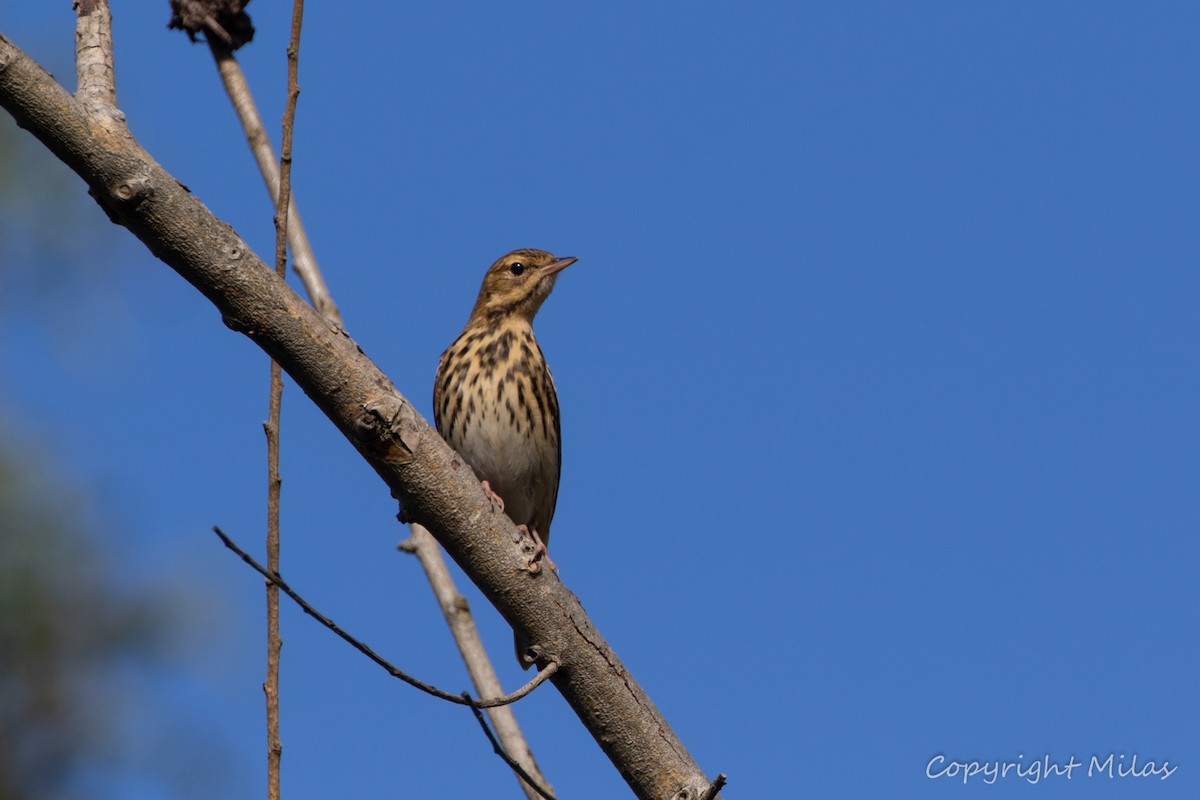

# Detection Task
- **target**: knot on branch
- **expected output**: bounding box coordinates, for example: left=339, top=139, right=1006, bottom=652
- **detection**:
left=221, top=312, right=252, bottom=333
left=356, top=394, right=418, bottom=465
left=89, top=175, right=153, bottom=225
left=110, top=175, right=153, bottom=207
left=222, top=241, right=245, bottom=262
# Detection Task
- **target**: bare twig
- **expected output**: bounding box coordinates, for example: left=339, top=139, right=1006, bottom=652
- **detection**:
left=260, top=4, right=305, bottom=798
left=263, top=364, right=283, bottom=800
left=698, top=773, right=728, bottom=800
left=464, top=694, right=557, bottom=800
left=73, top=0, right=116, bottom=110
left=206, top=37, right=342, bottom=325
left=212, top=526, right=558, bottom=708
left=401, top=525, right=552, bottom=798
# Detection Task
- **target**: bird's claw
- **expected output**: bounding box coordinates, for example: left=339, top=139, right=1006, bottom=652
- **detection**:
left=518, top=525, right=556, bottom=574
left=480, top=480, right=505, bottom=513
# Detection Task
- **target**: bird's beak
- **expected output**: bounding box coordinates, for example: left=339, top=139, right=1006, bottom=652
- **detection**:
left=542, top=256, right=578, bottom=276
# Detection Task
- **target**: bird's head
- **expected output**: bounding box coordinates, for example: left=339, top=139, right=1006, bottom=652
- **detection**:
left=468, top=248, right=577, bottom=323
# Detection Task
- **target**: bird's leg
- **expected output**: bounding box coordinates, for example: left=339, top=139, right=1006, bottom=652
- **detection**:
left=517, top=525, right=557, bottom=573
left=480, top=480, right=505, bottom=513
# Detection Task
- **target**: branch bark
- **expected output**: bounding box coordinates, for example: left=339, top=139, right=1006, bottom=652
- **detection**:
left=0, top=31, right=720, bottom=800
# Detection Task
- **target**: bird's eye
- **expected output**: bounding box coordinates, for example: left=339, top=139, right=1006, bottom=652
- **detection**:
left=509, top=262, right=526, bottom=276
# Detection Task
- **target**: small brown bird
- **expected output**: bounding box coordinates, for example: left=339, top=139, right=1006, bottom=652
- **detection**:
left=433, top=248, right=576, bottom=667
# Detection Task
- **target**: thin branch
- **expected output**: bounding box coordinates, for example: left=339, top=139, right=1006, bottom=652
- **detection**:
left=212, top=526, right=558, bottom=708
left=263, top=4, right=304, bottom=794
left=273, top=0, right=300, bottom=281
left=698, top=774, right=728, bottom=800
left=401, top=525, right=553, bottom=798
left=73, top=0, right=116, bottom=110
left=465, top=694, right=557, bottom=800
left=206, top=37, right=342, bottom=325
left=264, top=364, right=283, bottom=800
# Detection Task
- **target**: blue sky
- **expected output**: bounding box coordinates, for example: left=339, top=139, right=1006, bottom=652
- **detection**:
left=2, top=3, right=1197, bottom=798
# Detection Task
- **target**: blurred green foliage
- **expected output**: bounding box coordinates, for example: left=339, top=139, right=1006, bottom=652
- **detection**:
left=0, top=434, right=171, bottom=800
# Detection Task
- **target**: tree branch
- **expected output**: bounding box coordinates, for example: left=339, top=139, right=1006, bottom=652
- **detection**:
left=73, top=0, right=116, bottom=111
left=698, top=773, right=727, bottom=800
left=262, top=0, right=305, bottom=797
left=0, top=31, right=720, bottom=800
left=263, top=365, right=283, bottom=800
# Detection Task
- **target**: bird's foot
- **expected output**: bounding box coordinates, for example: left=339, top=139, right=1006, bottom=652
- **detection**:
left=517, top=525, right=557, bottom=574
left=480, top=480, right=505, bottom=513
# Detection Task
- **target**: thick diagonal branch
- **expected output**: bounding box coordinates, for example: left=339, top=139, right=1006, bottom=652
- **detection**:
left=0, top=33, right=719, bottom=800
